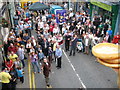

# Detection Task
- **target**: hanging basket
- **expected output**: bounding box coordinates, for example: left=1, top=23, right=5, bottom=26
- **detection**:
left=1, top=18, right=9, bottom=28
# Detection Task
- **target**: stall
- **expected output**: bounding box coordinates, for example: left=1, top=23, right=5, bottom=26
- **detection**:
left=20, top=0, right=39, bottom=10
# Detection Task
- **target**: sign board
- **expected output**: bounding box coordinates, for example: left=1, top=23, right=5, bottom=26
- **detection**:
left=91, top=0, right=112, bottom=12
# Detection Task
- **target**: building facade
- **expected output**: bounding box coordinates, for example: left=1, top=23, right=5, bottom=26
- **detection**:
left=90, top=0, right=119, bottom=36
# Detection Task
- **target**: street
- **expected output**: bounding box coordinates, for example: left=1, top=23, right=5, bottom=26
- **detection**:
left=15, top=30, right=118, bottom=89
left=35, top=49, right=117, bottom=88
left=0, top=1, right=119, bottom=89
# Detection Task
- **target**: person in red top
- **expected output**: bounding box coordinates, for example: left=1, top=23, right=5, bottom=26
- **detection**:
left=49, top=23, right=54, bottom=36
left=112, top=32, right=120, bottom=44
left=5, top=58, right=14, bottom=71
left=24, top=18, right=29, bottom=23
left=8, top=43, right=17, bottom=53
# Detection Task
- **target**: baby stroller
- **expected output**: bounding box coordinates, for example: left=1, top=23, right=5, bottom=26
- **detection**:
left=77, top=39, right=83, bottom=53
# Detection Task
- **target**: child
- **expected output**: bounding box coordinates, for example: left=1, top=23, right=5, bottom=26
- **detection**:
left=16, top=67, right=24, bottom=83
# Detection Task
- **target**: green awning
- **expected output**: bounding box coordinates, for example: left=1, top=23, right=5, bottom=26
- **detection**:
left=90, top=0, right=112, bottom=12
left=29, top=2, right=49, bottom=11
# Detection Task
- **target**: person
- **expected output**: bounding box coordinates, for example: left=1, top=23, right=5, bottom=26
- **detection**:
left=17, top=45, right=25, bottom=68
left=69, top=35, right=78, bottom=56
left=69, top=23, right=75, bottom=31
left=31, top=36, right=37, bottom=49
left=41, top=58, right=51, bottom=87
left=3, top=41, right=9, bottom=58
left=103, top=22, right=109, bottom=35
left=0, top=67, right=12, bottom=90
left=13, top=14, right=19, bottom=26
left=53, top=25, right=59, bottom=35
left=9, top=68, right=18, bottom=90
left=30, top=46, right=35, bottom=53
left=55, top=45, right=62, bottom=69
left=105, top=32, right=111, bottom=43
left=106, top=28, right=113, bottom=37
left=26, top=40, right=32, bottom=53
left=38, top=50, right=45, bottom=65
left=27, top=21, right=32, bottom=37
left=59, top=19, right=63, bottom=34
left=22, top=33, right=30, bottom=45
left=9, top=51, right=18, bottom=63
left=29, top=52, right=41, bottom=73
left=53, top=41, right=58, bottom=62
left=16, top=67, right=24, bottom=83
left=43, top=30, right=49, bottom=39
left=57, top=34, right=63, bottom=48
left=102, top=37, right=108, bottom=43
left=41, top=38, right=49, bottom=57
left=84, top=33, right=91, bottom=55
left=8, top=43, right=17, bottom=54
left=64, top=31, right=71, bottom=52
left=48, top=47, right=53, bottom=64
left=112, top=32, right=120, bottom=44
left=5, top=58, right=14, bottom=72
left=38, top=19, right=44, bottom=33
left=14, top=58, right=23, bottom=69
left=49, top=23, right=54, bottom=36
left=69, top=10, right=74, bottom=18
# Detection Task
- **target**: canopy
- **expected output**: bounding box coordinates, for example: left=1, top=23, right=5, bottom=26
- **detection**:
left=29, top=2, right=49, bottom=11
left=20, top=0, right=39, bottom=9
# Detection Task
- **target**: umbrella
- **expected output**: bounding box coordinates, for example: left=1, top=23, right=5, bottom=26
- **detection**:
left=29, top=2, right=49, bottom=11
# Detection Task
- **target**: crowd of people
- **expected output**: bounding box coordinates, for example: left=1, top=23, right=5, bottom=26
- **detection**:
left=0, top=2, right=120, bottom=90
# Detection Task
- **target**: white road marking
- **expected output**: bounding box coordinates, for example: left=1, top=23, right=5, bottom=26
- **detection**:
left=63, top=50, right=87, bottom=89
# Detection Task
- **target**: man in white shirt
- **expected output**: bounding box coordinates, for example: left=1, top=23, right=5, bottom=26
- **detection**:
left=64, top=3, right=67, bottom=9
left=69, top=11, right=74, bottom=18
left=53, top=25, right=59, bottom=35
left=38, top=20, right=44, bottom=30
left=42, top=15, right=47, bottom=22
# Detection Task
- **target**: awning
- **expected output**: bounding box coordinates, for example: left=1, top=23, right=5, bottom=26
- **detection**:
left=20, top=0, right=39, bottom=8
left=20, top=0, right=39, bottom=3
left=29, top=2, right=49, bottom=11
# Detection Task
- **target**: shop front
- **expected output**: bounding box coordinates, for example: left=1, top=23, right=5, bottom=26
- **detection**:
left=90, top=0, right=119, bottom=36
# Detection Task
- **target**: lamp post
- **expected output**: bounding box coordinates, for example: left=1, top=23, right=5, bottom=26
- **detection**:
left=68, top=0, right=71, bottom=10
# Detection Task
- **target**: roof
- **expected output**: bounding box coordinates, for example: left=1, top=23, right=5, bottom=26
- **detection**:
left=95, top=0, right=120, bottom=5
left=50, top=5, right=63, bottom=9
left=29, top=2, right=49, bottom=11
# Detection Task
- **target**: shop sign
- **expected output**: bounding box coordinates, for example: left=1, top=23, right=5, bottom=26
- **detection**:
left=91, top=0, right=112, bottom=12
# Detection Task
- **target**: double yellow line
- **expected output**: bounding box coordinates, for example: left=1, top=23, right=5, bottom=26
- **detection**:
left=28, top=59, right=36, bottom=89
